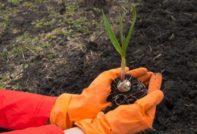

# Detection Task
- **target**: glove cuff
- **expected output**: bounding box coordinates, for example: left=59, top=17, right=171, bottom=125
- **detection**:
left=50, top=93, right=73, bottom=129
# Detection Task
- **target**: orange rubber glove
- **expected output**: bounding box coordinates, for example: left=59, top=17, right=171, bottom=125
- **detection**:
left=76, top=73, right=164, bottom=134
left=50, top=67, right=151, bottom=130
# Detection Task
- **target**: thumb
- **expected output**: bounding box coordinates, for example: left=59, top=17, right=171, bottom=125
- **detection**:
left=103, top=67, right=129, bottom=80
left=135, top=90, right=164, bottom=112
left=89, top=67, right=129, bottom=88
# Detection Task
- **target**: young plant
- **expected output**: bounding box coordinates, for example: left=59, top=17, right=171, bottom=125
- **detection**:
left=102, top=5, right=137, bottom=92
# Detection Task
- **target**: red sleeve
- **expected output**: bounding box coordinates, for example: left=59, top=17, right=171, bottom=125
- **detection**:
left=0, top=89, right=57, bottom=130
left=0, top=125, right=64, bottom=134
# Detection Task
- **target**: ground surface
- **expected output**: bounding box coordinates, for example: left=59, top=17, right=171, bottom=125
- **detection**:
left=0, top=0, right=197, bottom=133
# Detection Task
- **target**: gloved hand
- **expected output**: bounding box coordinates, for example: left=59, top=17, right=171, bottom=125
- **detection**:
left=50, top=67, right=152, bottom=129
left=75, top=73, right=164, bottom=134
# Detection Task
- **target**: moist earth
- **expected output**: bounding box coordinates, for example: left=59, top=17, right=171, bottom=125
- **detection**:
left=0, top=0, right=197, bottom=133
left=104, top=75, right=147, bottom=113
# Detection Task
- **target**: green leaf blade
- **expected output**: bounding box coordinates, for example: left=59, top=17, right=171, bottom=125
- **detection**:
left=122, top=5, right=137, bottom=57
left=102, top=12, right=122, bottom=55
left=119, top=15, right=125, bottom=46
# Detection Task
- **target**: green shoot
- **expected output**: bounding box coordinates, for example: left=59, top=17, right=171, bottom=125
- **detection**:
left=102, top=12, right=122, bottom=55
left=102, top=5, right=137, bottom=80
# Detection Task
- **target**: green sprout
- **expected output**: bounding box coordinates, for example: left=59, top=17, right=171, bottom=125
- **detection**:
left=102, top=5, right=137, bottom=81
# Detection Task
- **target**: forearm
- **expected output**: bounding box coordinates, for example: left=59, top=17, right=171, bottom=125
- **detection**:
left=0, top=89, right=57, bottom=130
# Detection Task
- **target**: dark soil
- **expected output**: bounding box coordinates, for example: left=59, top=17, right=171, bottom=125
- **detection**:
left=104, top=74, right=147, bottom=113
left=0, top=0, right=197, bottom=133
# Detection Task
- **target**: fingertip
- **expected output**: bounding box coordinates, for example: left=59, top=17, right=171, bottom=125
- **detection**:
left=101, top=68, right=121, bottom=79
left=140, top=67, right=148, bottom=72
left=141, top=72, right=153, bottom=86
left=154, top=73, right=162, bottom=78
left=149, top=71, right=154, bottom=76
left=136, top=67, right=148, bottom=73
left=127, top=67, right=148, bottom=78
left=138, top=71, right=153, bottom=83
left=154, top=73, right=162, bottom=82
left=146, top=71, right=153, bottom=81
left=125, top=67, right=129, bottom=71
left=110, top=67, right=121, bottom=74
left=150, top=73, right=163, bottom=83
left=147, top=72, right=153, bottom=79
left=110, top=67, right=129, bottom=78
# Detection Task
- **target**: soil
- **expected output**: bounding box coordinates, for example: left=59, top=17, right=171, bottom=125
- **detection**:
left=104, top=74, right=147, bottom=113
left=0, top=0, right=197, bottom=133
